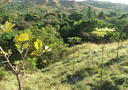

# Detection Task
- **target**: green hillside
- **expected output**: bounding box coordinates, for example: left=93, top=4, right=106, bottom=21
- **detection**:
left=1, top=41, right=128, bottom=90
left=85, top=0, right=128, bottom=13
left=0, top=0, right=128, bottom=90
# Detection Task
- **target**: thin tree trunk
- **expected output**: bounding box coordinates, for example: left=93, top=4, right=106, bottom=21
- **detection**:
left=116, top=40, right=120, bottom=58
left=16, top=74, right=22, bottom=90
left=100, top=37, right=104, bottom=90
left=0, top=47, right=22, bottom=90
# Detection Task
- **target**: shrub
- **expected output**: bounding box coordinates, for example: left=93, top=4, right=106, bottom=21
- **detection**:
left=93, top=80, right=119, bottom=90
left=81, top=27, right=126, bottom=43
left=0, top=67, right=8, bottom=80
left=68, top=12, right=84, bottom=21
left=68, top=37, right=81, bottom=46
left=24, top=25, right=67, bottom=68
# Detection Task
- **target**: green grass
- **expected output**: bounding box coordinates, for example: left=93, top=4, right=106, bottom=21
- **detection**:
left=1, top=41, right=128, bottom=90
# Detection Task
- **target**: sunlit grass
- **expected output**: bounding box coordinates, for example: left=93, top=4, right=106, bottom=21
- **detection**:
left=1, top=40, right=128, bottom=90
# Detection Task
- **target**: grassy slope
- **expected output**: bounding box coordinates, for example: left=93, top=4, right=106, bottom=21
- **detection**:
left=1, top=41, right=128, bottom=90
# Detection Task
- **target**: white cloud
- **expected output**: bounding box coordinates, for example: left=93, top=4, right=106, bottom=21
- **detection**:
left=97, top=0, right=128, bottom=4
left=75, top=0, right=128, bottom=4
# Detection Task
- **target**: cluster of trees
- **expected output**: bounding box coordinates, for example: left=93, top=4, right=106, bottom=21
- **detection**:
left=0, top=0, right=127, bottom=76
left=0, top=2, right=128, bottom=69
left=0, top=1, right=128, bottom=89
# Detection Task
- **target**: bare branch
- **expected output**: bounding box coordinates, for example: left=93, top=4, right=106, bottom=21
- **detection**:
left=0, top=46, right=22, bottom=90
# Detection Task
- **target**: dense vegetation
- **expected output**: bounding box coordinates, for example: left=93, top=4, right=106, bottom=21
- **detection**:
left=0, top=0, right=128, bottom=90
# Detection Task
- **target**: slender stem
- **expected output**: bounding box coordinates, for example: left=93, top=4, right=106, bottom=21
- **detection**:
left=116, top=40, right=120, bottom=58
left=20, top=53, right=25, bottom=60
left=72, top=42, right=75, bottom=74
left=0, top=47, right=22, bottom=90
left=100, top=37, right=104, bottom=90
left=24, top=46, right=30, bottom=58
left=16, top=74, right=22, bottom=90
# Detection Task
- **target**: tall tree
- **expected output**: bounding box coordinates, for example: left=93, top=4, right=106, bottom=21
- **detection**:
left=87, top=6, right=93, bottom=18
left=108, top=11, right=117, bottom=17
left=98, top=11, right=106, bottom=19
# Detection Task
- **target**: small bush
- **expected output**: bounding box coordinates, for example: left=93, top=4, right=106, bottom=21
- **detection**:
left=0, top=67, right=8, bottom=80
left=93, top=80, right=119, bottom=90
left=81, top=27, right=126, bottom=43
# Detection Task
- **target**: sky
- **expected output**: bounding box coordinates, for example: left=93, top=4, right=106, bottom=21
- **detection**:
left=75, top=0, right=128, bottom=4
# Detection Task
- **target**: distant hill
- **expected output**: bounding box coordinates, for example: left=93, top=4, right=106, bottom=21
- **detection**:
left=12, top=0, right=105, bottom=11
left=5, top=0, right=128, bottom=13
left=15, top=0, right=76, bottom=7
left=84, top=0, right=128, bottom=12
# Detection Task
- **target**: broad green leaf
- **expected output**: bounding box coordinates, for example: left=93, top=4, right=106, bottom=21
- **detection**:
left=0, top=51, right=4, bottom=55
left=15, top=33, right=30, bottom=42
left=23, top=43, right=29, bottom=49
left=0, top=49, right=11, bottom=56
left=15, top=43, right=22, bottom=50
left=2, top=21, right=15, bottom=32
left=34, top=39, right=42, bottom=50
left=31, top=50, right=38, bottom=56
